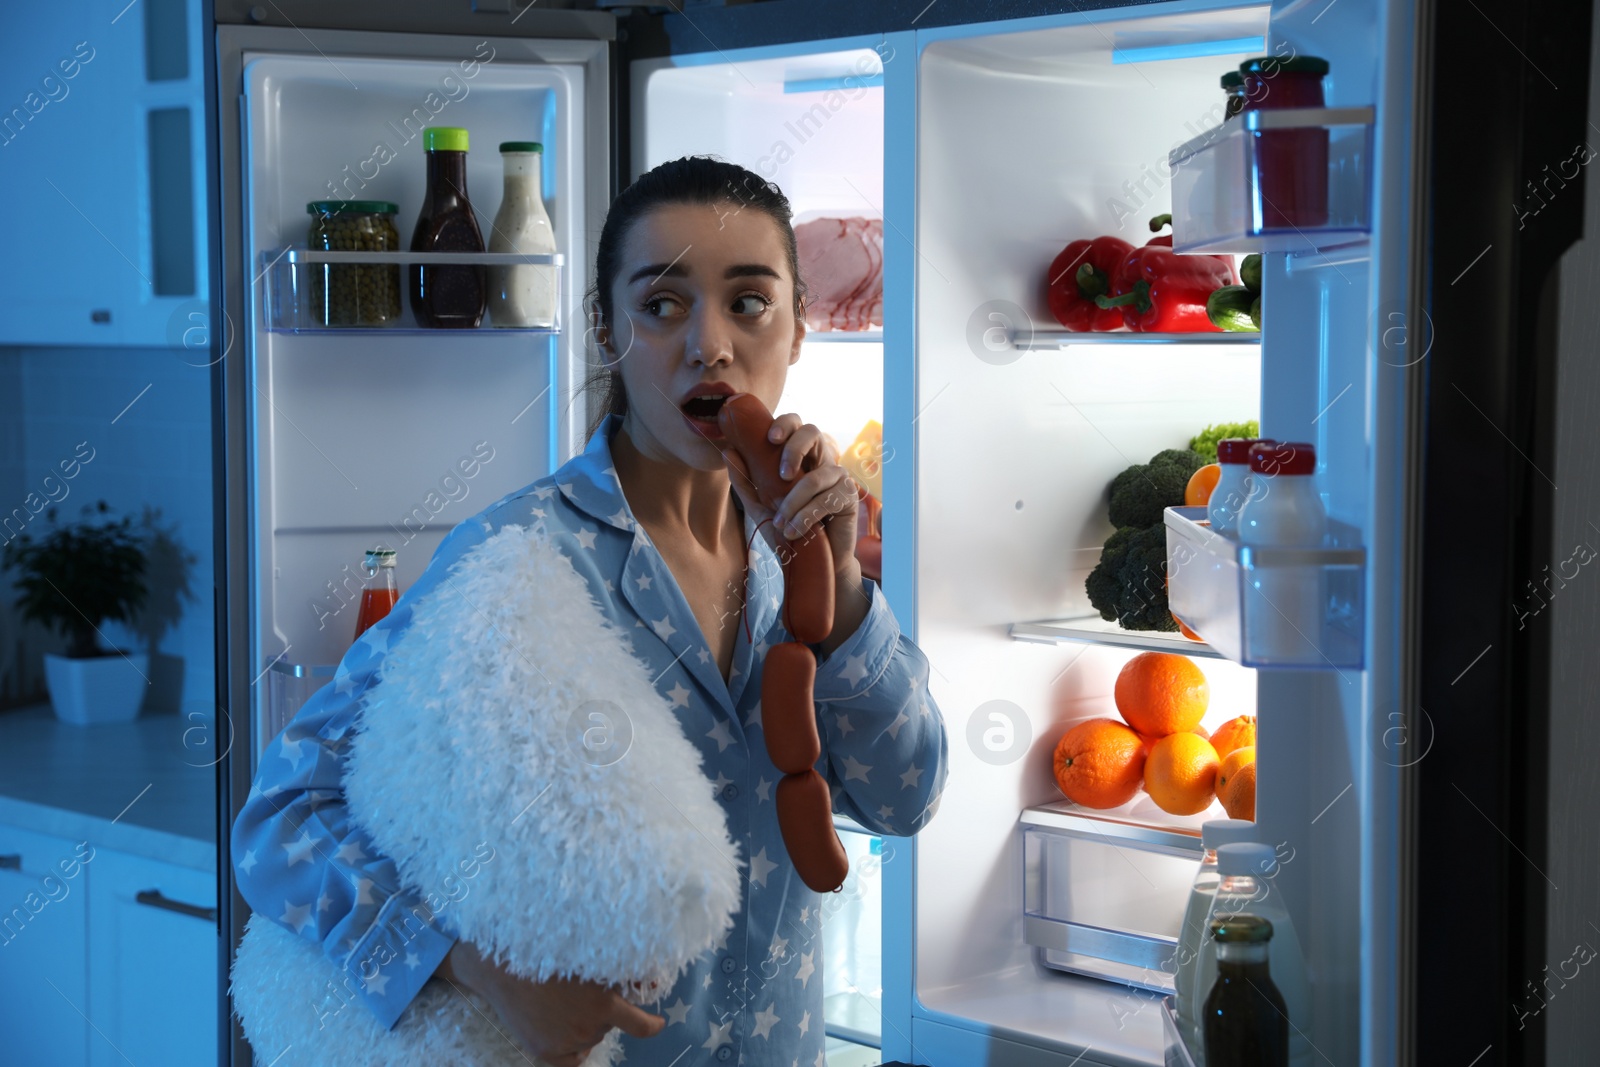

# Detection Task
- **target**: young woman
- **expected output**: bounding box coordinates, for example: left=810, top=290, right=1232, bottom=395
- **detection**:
left=231, top=156, right=948, bottom=1066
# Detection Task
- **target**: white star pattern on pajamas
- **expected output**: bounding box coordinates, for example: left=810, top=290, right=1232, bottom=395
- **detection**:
left=226, top=413, right=949, bottom=1064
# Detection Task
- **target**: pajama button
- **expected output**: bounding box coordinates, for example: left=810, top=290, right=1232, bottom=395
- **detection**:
left=722, top=784, right=740, bottom=800
left=720, top=956, right=736, bottom=974
left=716, top=1047, right=733, bottom=1061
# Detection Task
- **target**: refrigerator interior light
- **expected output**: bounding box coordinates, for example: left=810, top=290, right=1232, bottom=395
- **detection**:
left=1111, top=36, right=1266, bottom=65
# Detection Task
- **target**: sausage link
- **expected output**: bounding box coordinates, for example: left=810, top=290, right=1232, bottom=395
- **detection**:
left=776, top=770, right=850, bottom=893
left=716, top=393, right=791, bottom=511
left=762, top=641, right=820, bottom=774
left=780, top=527, right=834, bottom=644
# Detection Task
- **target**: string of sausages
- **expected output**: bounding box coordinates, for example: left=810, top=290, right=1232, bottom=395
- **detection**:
left=717, top=393, right=851, bottom=894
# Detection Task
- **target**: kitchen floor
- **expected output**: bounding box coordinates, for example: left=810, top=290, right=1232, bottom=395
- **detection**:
left=827, top=1038, right=883, bottom=1066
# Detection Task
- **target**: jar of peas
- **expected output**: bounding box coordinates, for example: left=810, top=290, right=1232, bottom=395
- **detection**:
left=306, top=201, right=402, bottom=327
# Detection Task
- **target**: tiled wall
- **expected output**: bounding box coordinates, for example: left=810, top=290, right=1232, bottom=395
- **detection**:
left=0, top=345, right=213, bottom=717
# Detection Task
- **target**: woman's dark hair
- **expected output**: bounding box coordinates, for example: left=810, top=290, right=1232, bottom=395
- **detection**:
left=579, top=156, right=807, bottom=443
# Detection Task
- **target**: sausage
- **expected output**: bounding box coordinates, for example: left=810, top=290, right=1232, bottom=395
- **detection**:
left=715, top=392, right=849, bottom=894
left=776, top=770, right=851, bottom=893
left=762, top=641, right=820, bottom=774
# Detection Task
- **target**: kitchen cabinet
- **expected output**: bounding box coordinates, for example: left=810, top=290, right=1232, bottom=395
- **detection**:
left=0, top=822, right=92, bottom=1067
left=87, top=847, right=217, bottom=1067
left=0, top=0, right=208, bottom=347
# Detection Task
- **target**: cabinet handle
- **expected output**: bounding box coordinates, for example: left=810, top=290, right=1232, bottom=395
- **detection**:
left=135, top=888, right=217, bottom=923
left=0, top=854, right=19, bottom=870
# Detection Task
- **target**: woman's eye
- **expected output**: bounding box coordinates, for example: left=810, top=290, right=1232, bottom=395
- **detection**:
left=641, top=295, right=685, bottom=317
left=732, top=294, right=772, bottom=316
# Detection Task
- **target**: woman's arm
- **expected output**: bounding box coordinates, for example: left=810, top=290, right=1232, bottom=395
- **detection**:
left=807, top=574, right=949, bottom=838
left=231, top=516, right=490, bottom=1031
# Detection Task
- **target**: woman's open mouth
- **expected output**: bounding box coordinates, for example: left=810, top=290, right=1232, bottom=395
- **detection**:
left=681, top=394, right=729, bottom=438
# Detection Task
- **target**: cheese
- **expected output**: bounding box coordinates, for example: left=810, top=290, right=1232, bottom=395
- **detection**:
left=839, top=419, right=885, bottom=503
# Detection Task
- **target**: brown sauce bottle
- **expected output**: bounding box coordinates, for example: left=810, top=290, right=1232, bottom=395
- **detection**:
left=410, top=126, right=486, bottom=328
left=1203, top=913, right=1290, bottom=1067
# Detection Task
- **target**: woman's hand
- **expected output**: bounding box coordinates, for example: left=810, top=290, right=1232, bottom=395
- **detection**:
left=436, top=940, right=664, bottom=1067
left=724, top=413, right=860, bottom=577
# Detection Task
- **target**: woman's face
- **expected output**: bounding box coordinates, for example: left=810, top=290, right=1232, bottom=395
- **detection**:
left=603, top=200, right=804, bottom=471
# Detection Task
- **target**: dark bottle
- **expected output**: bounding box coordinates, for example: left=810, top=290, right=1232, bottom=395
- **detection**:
left=1203, top=913, right=1290, bottom=1067
left=410, top=126, right=486, bottom=328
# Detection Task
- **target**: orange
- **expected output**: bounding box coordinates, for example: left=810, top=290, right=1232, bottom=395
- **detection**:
left=1138, top=725, right=1210, bottom=758
left=1220, top=760, right=1257, bottom=821
left=1185, top=464, right=1222, bottom=506
left=1176, top=616, right=1204, bottom=642
left=1217, top=745, right=1255, bottom=790
left=1208, top=715, right=1257, bottom=760
left=1144, top=732, right=1220, bottom=815
left=1114, top=652, right=1210, bottom=736
left=1053, top=718, right=1147, bottom=810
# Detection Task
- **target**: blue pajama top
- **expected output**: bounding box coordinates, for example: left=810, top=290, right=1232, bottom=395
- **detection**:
left=230, top=412, right=949, bottom=1066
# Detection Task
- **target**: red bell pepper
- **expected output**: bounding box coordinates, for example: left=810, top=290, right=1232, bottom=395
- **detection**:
left=1096, top=215, right=1238, bottom=332
left=1046, top=235, right=1136, bottom=332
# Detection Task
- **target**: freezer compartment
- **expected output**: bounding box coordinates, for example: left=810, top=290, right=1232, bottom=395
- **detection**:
left=1164, top=505, right=1365, bottom=669
left=1167, top=107, right=1375, bottom=254
left=1021, top=810, right=1200, bottom=994
left=263, top=248, right=565, bottom=333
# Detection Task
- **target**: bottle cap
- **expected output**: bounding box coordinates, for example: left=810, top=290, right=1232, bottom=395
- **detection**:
left=423, top=127, right=470, bottom=152
left=1217, top=438, right=1271, bottom=464
left=499, top=141, right=544, bottom=154
left=364, top=548, right=398, bottom=568
left=307, top=200, right=399, bottom=216
left=1202, top=819, right=1259, bottom=849
left=1210, top=912, right=1275, bottom=943
left=1216, top=841, right=1277, bottom=877
left=1220, top=71, right=1244, bottom=89
left=1239, top=55, right=1330, bottom=77
left=1248, top=441, right=1315, bottom=476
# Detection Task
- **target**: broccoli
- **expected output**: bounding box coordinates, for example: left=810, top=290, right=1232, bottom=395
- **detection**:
left=1107, top=448, right=1207, bottom=528
left=1084, top=523, right=1178, bottom=631
left=1086, top=526, right=1137, bottom=622
left=1188, top=421, right=1261, bottom=464
left=1114, top=523, right=1178, bottom=631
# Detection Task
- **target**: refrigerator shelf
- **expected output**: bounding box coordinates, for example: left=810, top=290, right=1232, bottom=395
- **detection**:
left=1022, top=812, right=1200, bottom=995
left=1167, top=106, right=1376, bottom=255
left=1011, top=329, right=1260, bottom=350
left=1164, top=505, right=1366, bottom=670
left=261, top=247, right=567, bottom=333
left=1009, top=615, right=1222, bottom=660
left=1160, top=997, right=1200, bottom=1067
left=262, top=659, right=336, bottom=748
left=805, top=329, right=883, bottom=344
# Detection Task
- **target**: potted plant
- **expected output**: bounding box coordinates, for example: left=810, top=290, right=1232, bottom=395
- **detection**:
left=2, top=501, right=149, bottom=724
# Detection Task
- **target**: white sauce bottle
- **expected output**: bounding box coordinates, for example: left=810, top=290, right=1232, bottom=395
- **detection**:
left=1235, top=441, right=1327, bottom=663
left=1207, top=437, right=1270, bottom=537
left=487, top=142, right=557, bottom=328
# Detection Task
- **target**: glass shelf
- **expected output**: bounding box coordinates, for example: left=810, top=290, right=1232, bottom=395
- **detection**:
left=1012, top=328, right=1259, bottom=349
left=1168, top=106, right=1376, bottom=255
left=1010, top=615, right=1221, bottom=659
left=805, top=328, right=883, bottom=344
left=261, top=247, right=566, bottom=334
left=1164, top=505, right=1365, bottom=670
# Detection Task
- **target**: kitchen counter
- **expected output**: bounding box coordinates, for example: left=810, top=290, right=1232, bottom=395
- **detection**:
left=0, top=703, right=218, bottom=872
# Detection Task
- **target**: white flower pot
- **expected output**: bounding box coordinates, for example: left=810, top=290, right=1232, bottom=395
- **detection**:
left=43, top=652, right=150, bottom=726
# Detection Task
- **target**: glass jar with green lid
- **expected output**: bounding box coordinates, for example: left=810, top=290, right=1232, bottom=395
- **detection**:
left=306, top=200, right=402, bottom=327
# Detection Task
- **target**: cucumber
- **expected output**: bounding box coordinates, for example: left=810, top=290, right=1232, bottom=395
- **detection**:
left=1250, top=295, right=1262, bottom=329
left=1207, top=286, right=1259, bottom=332
left=1240, top=254, right=1262, bottom=293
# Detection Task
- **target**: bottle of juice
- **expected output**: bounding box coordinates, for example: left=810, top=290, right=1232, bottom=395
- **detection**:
left=353, top=548, right=399, bottom=642
left=1203, top=913, right=1290, bottom=1067
left=1195, top=843, right=1311, bottom=1067
left=1175, top=818, right=1260, bottom=1062
left=410, top=126, right=486, bottom=328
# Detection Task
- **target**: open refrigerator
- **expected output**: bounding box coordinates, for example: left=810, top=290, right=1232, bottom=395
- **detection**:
left=213, top=1, right=1588, bottom=1065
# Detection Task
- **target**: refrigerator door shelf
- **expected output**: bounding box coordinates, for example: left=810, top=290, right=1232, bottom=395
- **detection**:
left=1160, top=997, right=1199, bottom=1067
left=263, top=247, right=566, bottom=333
left=262, top=659, right=336, bottom=748
left=1022, top=822, right=1199, bottom=994
left=1167, top=106, right=1376, bottom=255
left=1010, top=616, right=1223, bottom=660
left=1012, top=330, right=1261, bottom=351
left=1164, top=505, right=1366, bottom=670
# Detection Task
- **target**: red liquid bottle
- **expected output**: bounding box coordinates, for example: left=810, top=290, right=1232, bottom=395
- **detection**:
left=353, top=548, right=399, bottom=643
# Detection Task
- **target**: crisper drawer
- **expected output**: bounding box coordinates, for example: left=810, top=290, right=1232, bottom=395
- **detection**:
left=1021, top=808, right=1201, bottom=995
